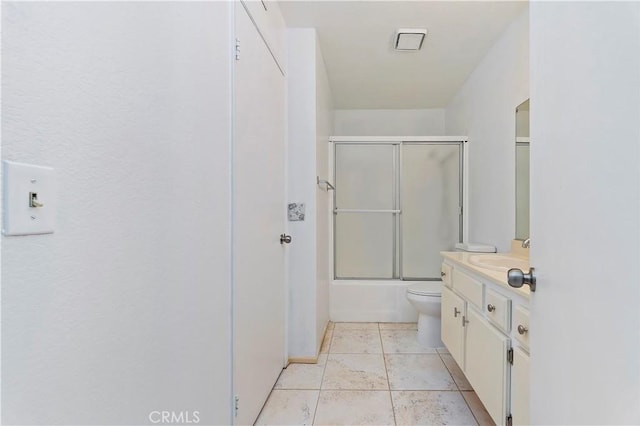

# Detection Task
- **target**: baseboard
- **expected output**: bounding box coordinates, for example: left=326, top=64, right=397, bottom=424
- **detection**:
left=287, top=356, right=319, bottom=364
left=287, top=320, right=330, bottom=365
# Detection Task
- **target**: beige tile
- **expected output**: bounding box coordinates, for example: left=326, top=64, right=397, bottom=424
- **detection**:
left=333, top=322, right=379, bottom=331
left=255, top=390, right=319, bottom=426
left=440, top=353, right=473, bottom=391
left=380, top=329, right=438, bottom=353
left=436, top=347, right=450, bottom=354
left=330, top=329, right=382, bottom=354
left=379, top=322, right=418, bottom=330
left=322, top=354, right=388, bottom=390
left=462, top=391, right=496, bottom=426
left=385, top=354, right=457, bottom=390
left=392, top=391, right=478, bottom=426
left=320, top=329, right=333, bottom=354
left=275, top=355, right=328, bottom=390
left=314, top=390, right=394, bottom=426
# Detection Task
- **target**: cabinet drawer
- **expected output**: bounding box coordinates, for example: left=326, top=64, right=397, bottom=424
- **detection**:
left=513, top=305, right=530, bottom=350
left=452, top=269, right=483, bottom=308
left=485, top=289, right=511, bottom=333
left=441, top=263, right=453, bottom=287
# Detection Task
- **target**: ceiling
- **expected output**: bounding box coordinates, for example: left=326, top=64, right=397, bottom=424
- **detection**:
left=279, top=1, right=527, bottom=110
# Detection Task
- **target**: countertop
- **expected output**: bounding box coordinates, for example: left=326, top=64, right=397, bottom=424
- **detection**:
left=440, top=251, right=531, bottom=299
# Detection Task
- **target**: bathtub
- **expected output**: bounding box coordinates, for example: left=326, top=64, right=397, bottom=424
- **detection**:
left=330, top=279, right=423, bottom=323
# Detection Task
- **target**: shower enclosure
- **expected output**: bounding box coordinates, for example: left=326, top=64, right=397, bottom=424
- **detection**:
left=332, top=137, right=465, bottom=281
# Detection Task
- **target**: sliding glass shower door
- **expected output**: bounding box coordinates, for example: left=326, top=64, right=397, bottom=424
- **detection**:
left=334, top=141, right=462, bottom=280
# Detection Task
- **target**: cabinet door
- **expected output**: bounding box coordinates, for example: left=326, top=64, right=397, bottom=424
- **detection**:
left=465, top=307, right=509, bottom=425
left=511, top=347, right=530, bottom=425
left=441, top=286, right=465, bottom=367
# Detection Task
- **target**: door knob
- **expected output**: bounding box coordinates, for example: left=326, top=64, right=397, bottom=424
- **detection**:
left=507, top=267, right=537, bottom=292
left=280, top=234, right=292, bottom=244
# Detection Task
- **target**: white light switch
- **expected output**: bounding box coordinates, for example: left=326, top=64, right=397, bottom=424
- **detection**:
left=3, top=160, right=56, bottom=236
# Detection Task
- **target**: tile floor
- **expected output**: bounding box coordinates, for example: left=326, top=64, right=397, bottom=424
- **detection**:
left=256, top=322, right=495, bottom=426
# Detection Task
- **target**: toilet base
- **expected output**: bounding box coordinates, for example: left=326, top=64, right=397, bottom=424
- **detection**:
left=417, top=313, right=444, bottom=348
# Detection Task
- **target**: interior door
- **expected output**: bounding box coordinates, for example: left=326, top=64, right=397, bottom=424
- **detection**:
left=233, top=4, right=286, bottom=425
left=529, top=3, right=640, bottom=424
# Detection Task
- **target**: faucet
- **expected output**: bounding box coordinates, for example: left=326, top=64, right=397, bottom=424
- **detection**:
left=521, top=238, right=531, bottom=248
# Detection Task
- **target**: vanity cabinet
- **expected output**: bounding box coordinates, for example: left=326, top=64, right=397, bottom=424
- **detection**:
left=511, top=347, right=530, bottom=426
left=441, top=260, right=530, bottom=426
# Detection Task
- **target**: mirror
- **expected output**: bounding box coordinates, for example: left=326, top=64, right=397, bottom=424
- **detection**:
left=515, top=99, right=530, bottom=240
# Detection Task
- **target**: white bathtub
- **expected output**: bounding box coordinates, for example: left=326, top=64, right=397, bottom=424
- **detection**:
left=330, top=280, right=421, bottom=323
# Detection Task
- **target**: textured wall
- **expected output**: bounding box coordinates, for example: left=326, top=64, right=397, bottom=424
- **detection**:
left=2, top=3, right=232, bottom=424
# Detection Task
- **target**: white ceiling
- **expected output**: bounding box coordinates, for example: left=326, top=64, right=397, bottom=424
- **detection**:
left=279, top=1, right=527, bottom=110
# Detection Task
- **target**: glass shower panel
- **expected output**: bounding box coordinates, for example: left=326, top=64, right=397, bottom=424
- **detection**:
left=335, top=213, right=394, bottom=279
left=402, top=144, right=461, bottom=279
left=335, top=144, right=395, bottom=210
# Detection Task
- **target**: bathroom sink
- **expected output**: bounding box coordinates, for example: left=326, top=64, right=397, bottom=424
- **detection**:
left=468, top=254, right=529, bottom=272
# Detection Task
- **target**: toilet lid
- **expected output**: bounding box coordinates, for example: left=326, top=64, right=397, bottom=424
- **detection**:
left=407, top=282, right=442, bottom=296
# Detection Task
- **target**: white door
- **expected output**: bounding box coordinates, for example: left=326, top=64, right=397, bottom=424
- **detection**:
left=233, top=4, right=286, bottom=425
left=529, top=3, right=640, bottom=424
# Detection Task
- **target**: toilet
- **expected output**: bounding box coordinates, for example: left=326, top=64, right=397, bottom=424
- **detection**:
left=406, top=242, right=496, bottom=347
left=406, top=282, right=444, bottom=347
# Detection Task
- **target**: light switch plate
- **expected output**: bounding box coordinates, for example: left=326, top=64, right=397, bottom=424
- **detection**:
left=3, top=160, right=56, bottom=236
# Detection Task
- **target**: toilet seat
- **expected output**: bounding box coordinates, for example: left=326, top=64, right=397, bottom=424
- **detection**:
left=407, top=282, right=442, bottom=297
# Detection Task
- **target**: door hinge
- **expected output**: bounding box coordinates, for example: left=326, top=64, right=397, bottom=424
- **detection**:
left=507, top=414, right=513, bottom=426
left=234, top=395, right=239, bottom=417
left=507, top=348, right=514, bottom=365
left=235, top=38, right=241, bottom=61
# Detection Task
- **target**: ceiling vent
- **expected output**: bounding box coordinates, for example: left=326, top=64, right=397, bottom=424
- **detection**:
left=394, top=29, right=427, bottom=51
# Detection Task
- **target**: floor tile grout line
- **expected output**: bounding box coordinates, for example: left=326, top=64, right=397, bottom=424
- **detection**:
left=312, top=326, right=333, bottom=425
left=459, top=392, right=482, bottom=426
left=379, top=323, right=398, bottom=426
left=437, top=351, right=482, bottom=426
left=437, top=351, right=461, bottom=392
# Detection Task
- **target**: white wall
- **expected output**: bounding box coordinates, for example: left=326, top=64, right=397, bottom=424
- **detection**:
left=334, top=109, right=445, bottom=136
left=315, top=36, right=332, bottom=347
left=445, top=9, right=529, bottom=253
left=287, top=28, right=333, bottom=359
left=529, top=3, right=640, bottom=424
left=1, top=3, right=232, bottom=424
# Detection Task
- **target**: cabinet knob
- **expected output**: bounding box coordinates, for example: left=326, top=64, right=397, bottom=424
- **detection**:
left=441, top=271, right=446, bottom=277
left=454, top=307, right=461, bottom=318
left=517, top=325, right=529, bottom=335
left=487, top=304, right=496, bottom=312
